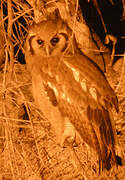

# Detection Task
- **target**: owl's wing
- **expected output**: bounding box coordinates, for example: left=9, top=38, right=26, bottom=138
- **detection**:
left=63, top=53, right=119, bottom=112
left=45, top=54, right=118, bottom=171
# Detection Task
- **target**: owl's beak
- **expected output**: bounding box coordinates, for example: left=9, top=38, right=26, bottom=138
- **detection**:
left=45, top=45, right=51, bottom=57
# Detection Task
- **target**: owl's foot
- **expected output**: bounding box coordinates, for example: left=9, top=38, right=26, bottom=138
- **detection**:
left=60, top=117, right=76, bottom=147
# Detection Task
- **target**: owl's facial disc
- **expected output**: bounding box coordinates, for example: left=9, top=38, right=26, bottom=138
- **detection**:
left=35, top=35, right=60, bottom=57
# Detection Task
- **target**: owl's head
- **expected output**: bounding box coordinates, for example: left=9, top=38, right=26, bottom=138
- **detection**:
left=25, top=18, right=75, bottom=57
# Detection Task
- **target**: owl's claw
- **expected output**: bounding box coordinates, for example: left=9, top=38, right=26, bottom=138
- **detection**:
left=60, top=117, right=76, bottom=147
left=60, top=131, right=76, bottom=147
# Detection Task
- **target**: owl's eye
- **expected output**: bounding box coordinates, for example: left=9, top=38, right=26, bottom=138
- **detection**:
left=51, top=37, right=59, bottom=46
left=36, top=39, right=44, bottom=45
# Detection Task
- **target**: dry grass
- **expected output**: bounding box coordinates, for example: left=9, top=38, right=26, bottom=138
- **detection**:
left=0, top=0, right=125, bottom=179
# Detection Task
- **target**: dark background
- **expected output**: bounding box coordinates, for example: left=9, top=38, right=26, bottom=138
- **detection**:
left=79, top=0, right=125, bottom=59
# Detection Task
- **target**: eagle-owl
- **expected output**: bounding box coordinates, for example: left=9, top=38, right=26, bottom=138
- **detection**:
left=25, top=17, right=119, bottom=171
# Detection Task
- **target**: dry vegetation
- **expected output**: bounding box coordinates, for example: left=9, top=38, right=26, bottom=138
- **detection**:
left=0, top=0, right=125, bottom=179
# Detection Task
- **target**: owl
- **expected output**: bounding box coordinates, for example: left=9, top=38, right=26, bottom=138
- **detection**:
left=25, top=17, right=119, bottom=171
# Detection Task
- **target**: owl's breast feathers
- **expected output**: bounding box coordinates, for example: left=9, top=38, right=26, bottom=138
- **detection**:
left=41, top=53, right=119, bottom=171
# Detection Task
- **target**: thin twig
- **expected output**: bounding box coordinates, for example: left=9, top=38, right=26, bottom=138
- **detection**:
left=8, top=0, right=15, bottom=80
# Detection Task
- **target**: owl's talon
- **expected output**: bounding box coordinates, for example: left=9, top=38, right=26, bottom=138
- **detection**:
left=60, top=133, right=76, bottom=147
left=67, top=136, right=75, bottom=144
left=60, top=117, right=76, bottom=147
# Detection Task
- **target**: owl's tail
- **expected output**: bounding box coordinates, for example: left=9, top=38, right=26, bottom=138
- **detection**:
left=87, top=106, right=118, bottom=172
